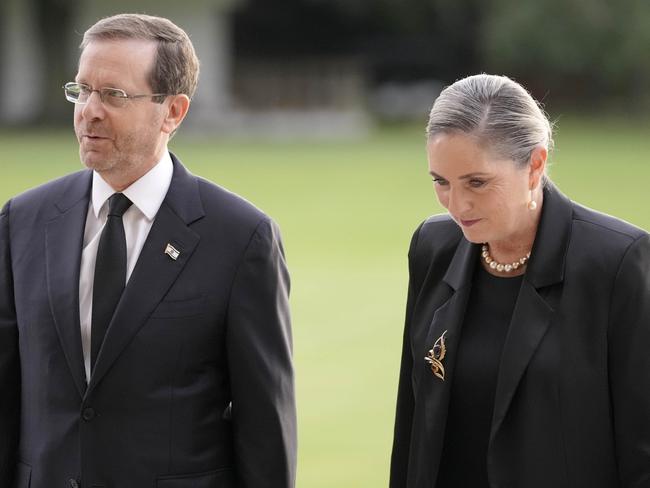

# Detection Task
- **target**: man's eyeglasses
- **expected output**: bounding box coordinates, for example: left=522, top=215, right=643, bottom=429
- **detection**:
left=63, top=82, right=168, bottom=108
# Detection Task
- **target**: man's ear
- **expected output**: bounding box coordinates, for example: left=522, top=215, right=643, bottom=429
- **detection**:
left=161, top=94, right=191, bottom=135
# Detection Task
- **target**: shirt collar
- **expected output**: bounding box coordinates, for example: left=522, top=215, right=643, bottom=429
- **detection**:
left=91, top=151, right=173, bottom=221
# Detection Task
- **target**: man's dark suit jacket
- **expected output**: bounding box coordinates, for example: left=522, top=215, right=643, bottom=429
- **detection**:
left=390, top=183, right=650, bottom=488
left=0, top=155, right=296, bottom=488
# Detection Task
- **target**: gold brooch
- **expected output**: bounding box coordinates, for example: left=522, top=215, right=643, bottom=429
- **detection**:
left=425, top=330, right=448, bottom=381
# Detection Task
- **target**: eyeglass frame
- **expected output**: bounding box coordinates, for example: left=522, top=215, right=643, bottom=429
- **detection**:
left=63, top=82, right=170, bottom=108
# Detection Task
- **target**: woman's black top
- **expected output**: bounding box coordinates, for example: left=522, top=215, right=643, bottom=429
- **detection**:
left=436, top=262, right=523, bottom=488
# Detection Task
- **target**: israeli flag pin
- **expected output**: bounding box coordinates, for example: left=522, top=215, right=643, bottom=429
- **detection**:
left=164, top=243, right=180, bottom=260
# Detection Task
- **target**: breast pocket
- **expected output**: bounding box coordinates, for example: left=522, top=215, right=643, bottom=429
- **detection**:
left=156, top=468, right=234, bottom=488
left=149, top=295, right=207, bottom=319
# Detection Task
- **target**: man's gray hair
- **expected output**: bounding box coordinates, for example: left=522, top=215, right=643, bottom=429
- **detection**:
left=81, top=13, right=200, bottom=100
left=426, top=74, right=554, bottom=167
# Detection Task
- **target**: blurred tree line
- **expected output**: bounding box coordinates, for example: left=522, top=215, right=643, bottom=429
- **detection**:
left=236, top=0, right=650, bottom=110
left=480, top=0, right=650, bottom=108
left=3, top=0, right=648, bottom=126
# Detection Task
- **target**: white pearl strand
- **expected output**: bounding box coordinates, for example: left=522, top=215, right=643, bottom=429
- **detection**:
left=481, top=244, right=531, bottom=273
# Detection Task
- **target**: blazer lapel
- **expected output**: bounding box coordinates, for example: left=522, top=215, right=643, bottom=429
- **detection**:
left=490, top=182, right=573, bottom=439
left=87, top=156, right=204, bottom=393
left=412, top=237, right=478, bottom=486
left=45, top=171, right=92, bottom=398
left=490, top=281, right=554, bottom=434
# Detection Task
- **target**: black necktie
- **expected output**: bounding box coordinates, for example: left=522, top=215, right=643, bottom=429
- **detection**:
left=91, top=193, right=133, bottom=370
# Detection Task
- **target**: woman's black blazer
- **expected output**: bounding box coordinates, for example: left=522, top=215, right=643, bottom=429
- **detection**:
left=390, top=183, right=650, bottom=488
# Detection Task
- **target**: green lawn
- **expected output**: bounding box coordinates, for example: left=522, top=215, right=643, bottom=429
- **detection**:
left=1, top=117, right=649, bottom=487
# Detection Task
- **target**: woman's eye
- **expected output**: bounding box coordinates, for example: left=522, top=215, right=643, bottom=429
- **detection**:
left=432, top=178, right=449, bottom=186
left=469, top=179, right=485, bottom=188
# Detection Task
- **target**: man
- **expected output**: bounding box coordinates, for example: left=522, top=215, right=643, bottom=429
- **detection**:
left=0, top=14, right=296, bottom=488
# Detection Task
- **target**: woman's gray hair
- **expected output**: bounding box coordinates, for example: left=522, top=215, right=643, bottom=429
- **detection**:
left=426, top=74, right=553, bottom=167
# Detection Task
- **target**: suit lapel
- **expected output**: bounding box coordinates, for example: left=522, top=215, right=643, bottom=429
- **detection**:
left=490, top=281, right=554, bottom=434
left=489, top=182, right=573, bottom=440
left=46, top=171, right=92, bottom=398
left=413, top=237, right=478, bottom=485
left=87, top=156, right=204, bottom=393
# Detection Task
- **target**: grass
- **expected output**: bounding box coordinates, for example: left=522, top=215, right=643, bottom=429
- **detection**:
left=1, top=116, right=649, bottom=487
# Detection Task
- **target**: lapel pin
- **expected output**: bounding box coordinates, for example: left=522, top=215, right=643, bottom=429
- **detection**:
left=425, top=330, right=448, bottom=381
left=164, top=243, right=181, bottom=260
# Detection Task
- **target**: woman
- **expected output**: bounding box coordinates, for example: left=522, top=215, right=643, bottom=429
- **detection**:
left=389, top=74, right=650, bottom=488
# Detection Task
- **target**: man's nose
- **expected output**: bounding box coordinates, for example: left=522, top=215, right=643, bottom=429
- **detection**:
left=80, top=91, right=105, bottom=120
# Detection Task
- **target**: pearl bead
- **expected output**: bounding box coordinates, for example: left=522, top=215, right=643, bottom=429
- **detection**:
left=481, top=243, right=531, bottom=273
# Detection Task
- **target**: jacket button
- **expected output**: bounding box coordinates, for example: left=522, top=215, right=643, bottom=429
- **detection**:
left=82, top=407, right=96, bottom=421
left=69, top=479, right=80, bottom=488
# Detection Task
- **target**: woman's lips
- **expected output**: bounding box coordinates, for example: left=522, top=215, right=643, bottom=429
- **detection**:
left=460, top=218, right=481, bottom=227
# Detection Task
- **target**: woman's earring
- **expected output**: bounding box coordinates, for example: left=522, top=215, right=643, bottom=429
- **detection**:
left=527, top=190, right=537, bottom=210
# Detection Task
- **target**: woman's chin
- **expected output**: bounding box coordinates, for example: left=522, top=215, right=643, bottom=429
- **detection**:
left=458, top=227, right=485, bottom=244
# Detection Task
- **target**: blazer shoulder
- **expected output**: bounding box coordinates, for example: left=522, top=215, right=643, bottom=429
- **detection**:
left=571, top=201, right=648, bottom=243
left=420, top=213, right=460, bottom=233
left=408, top=213, right=463, bottom=269
left=194, top=176, right=272, bottom=230
left=564, top=201, right=649, bottom=279
left=411, top=213, right=462, bottom=254
left=6, top=170, right=90, bottom=220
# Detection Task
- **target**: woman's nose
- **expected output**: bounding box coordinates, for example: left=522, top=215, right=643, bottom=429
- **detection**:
left=447, top=186, right=471, bottom=216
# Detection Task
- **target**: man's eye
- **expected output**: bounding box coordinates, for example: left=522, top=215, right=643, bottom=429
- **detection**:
left=103, top=88, right=127, bottom=99
left=432, top=178, right=449, bottom=186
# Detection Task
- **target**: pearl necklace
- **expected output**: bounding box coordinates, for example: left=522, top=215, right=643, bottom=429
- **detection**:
left=481, top=244, right=531, bottom=273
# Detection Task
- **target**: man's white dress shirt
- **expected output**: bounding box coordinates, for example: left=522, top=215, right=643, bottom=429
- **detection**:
left=79, top=152, right=173, bottom=381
